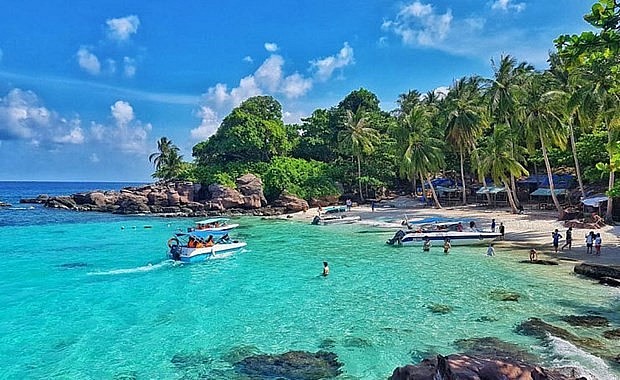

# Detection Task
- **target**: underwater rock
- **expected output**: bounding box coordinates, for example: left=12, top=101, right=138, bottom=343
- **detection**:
left=390, top=354, right=586, bottom=380
left=343, top=336, right=372, bottom=348
left=170, top=352, right=212, bottom=371
left=318, top=338, right=336, bottom=350
left=489, top=289, right=521, bottom=302
left=113, top=371, right=137, bottom=380
left=574, top=263, right=620, bottom=281
left=427, top=303, right=452, bottom=314
left=516, top=317, right=605, bottom=350
left=603, top=328, right=620, bottom=340
left=519, top=259, right=559, bottom=265
left=600, top=276, right=620, bottom=287
left=560, top=315, right=609, bottom=328
left=474, top=315, right=500, bottom=322
left=58, top=262, right=88, bottom=269
left=234, top=350, right=343, bottom=380
left=454, top=336, right=538, bottom=363
left=221, top=345, right=261, bottom=364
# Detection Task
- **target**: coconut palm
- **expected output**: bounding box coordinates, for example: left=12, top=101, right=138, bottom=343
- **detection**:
left=339, top=109, right=379, bottom=202
left=149, top=137, right=183, bottom=180
left=475, top=126, right=529, bottom=213
left=445, top=76, right=484, bottom=204
left=519, top=72, right=568, bottom=218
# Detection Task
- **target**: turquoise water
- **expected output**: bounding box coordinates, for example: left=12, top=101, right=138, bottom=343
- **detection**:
left=1, top=182, right=619, bottom=379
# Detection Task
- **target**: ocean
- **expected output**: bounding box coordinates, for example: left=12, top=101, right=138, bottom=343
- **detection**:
left=0, top=181, right=618, bottom=379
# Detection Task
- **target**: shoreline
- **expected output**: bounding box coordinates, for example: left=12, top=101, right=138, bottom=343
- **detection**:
left=281, top=197, right=620, bottom=267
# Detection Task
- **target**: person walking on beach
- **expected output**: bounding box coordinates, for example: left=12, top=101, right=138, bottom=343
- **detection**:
left=346, top=198, right=352, bottom=211
left=552, top=229, right=562, bottom=253
left=594, top=233, right=602, bottom=255
left=499, top=223, right=505, bottom=240
left=322, top=261, right=330, bottom=276
left=486, top=244, right=495, bottom=256
left=561, top=227, right=572, bottom=251
left=585, top=231, right=594, bottom=254
left=491, top=219, right=496, bottom=232
left=371, top=200, right=375, bottom=212
left=443, top=238, right=451, bottom=254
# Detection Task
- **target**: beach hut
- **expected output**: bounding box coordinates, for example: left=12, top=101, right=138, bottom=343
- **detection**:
left=475, top=186, right=507, bottom=207
left=529, top=188, right=569, bottom=210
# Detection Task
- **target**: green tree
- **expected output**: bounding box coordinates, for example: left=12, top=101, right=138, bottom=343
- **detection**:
left=149, top=137, right=184, bottom=180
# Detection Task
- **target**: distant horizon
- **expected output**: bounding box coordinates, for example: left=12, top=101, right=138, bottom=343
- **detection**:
left=0, top=1, right=593, bottom=181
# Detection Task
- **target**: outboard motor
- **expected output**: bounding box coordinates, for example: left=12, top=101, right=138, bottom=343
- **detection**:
left=311, top=215, right=321, bottom=225
left=387, top=230, right=406, bottom=245
left=170, top=245, right=182, bottom=261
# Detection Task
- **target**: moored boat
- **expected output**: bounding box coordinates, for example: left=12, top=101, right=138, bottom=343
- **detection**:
left=192, top=217, right=239, bottom=232
left=167, top=230, right=246, bottom=263
left=387, top=221, right=501, bottom=246
left=311, top=215, right=361, bottom=225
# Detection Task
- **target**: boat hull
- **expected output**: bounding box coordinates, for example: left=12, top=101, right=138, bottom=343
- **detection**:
left=195, top=223, right=239, bottom=232
left=388, top=231, right=501, bottom=246
left=169, top=242, right=247, bottom=263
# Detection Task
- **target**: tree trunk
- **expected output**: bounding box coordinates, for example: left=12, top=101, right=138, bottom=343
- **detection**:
left=357, top=155, right=364, bottom=203
left=419, top=173, right=427, bottom=206
left=510, top=174, right=520, bottom=207
left=606, top=171, right=614, bottom=222
left=568, top=122, right=586, bottom=199
left=426, top=174, right=443, bottom=209
left=460, top=149, right=467, bottom=205
left=503, top=179, right=518, bottom=213
left=539, top=130, right=564, bottom=219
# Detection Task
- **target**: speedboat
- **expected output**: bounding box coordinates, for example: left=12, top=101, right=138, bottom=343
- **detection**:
left=167, top=230, right=246, bottom=263
left=386, top=221, right=501, bottom=246
left=311, top=214, right=361, bottom=225
left=192, top=217, right=239, bottom=232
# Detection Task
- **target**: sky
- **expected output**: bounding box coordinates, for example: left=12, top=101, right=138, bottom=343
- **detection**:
left=0, top=0, right=593, bottom=181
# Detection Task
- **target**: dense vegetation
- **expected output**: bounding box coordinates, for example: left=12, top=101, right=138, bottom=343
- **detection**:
left=149, top=0, right=620, bottom=221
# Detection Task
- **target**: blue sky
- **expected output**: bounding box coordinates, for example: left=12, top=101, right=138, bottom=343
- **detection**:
left=0, top=0, right=591, bottom=181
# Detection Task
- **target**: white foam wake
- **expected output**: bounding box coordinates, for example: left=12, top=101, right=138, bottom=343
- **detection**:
left=546, top=335, right=618, bottom=380
left=87, top=261, right=171, bottom=276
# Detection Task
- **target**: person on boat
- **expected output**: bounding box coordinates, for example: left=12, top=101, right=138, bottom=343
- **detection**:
left=529, top=249, right=538, bottom=262
left=469, top=220, right=477, bottom=231
left=205, top=235, right=215, bottom=247
left=219, top=234, right=231, bottom=243
left=456, top=222, right=463, bottom=232
left=499, top=223, right=505, bottom=240
left=443, top=238, right=451, bottom=254
left=423, top=237, right=431, bottom=252
left=322, top=261, right=330, bottom=276
left=195, top=240, right=204, bottom=248
left=486, top=244, right=495, bottom=257
left=491, top=219, right=496, bottom=232
left=187, top=237, right=197, bottom=248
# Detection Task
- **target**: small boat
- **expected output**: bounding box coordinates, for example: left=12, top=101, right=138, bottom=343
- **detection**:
left=386, top=221, right=501, bottom=246
left=167, top=230, right=246, bottom=263
left=311, top=214, right=361, bottom=225
left=192, top=217, right=239, bottom=232
left=323, top=205, right=347, bottom=214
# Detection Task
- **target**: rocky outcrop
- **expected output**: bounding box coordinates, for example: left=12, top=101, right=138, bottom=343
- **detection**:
left=234, top=350, right=342, bottom=379
left=390, top=354, right=587, bottom=380
left=208, top=184, right=246, bottom=209
left=236, top=174, right=267, bottom=207
left=574, top=263, right=620, bottom=281
left=272, top=192, right=309, bottom=213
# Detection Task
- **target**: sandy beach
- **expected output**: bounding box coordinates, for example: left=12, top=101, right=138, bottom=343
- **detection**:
left=284, top=197, right=620, bottom=266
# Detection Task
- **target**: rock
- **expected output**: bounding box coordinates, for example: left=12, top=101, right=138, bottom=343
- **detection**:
left=243, top=193, right=263, bottom=209
left=489, top=289, right=521, bottom=302
left=390, top=354, right=585, bottom=380
left=170, top=351, right=212, bottom=371
left=236, top=173, right=267, bottom=206
left=454, top=337, right=538, bottom=363
left=234, top=350, right=343, bottom=379
left=516, top=317, right=605, bottom=350
left=58, top=262, right=88, bottom=269
left=309, top=195, right=340, bottom=208
left=600, top=277, right=620, bottom=287
left=115, top=193, right=150, bottom=214
left=342, top=336, right=372, bottom=348
left=428, top=304, right=452, bottom=314
left=603, top=328, right=620, bottom=339
left=166, top=190, right=181, bottom=206
left=574, top=263, right=620, bottom=281
left=174, top=181, right=195, bottom=203
left=147, top=190, right=168, bottom=206
left=20, top=194, right=49, bottom=204
left=519, top=259, right=559, bottom=265
left=221, top=345, right=261, bottom=364
left=208, top=184, right=246, bottom=209
left=272, top=193, right=309, bottom=213
left=46, top=196, right=78, bottom=210
left=560, top=315, right=609, bottom=328
left=0, top=201, right=12, bottom=207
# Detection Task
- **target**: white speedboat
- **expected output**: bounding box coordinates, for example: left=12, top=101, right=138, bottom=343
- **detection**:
left=387, top=221, right=501, bottom=246
left=167, top=230, right=246, bottom=263
left=311, top=215, right=361, bottom=225
left=192, top=217, right=239, bottom=232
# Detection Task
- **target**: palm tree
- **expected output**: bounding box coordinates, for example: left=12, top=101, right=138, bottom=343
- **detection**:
left=475, top=126, right=529, bottom=213
left=445, top=76, right=484, bottom=204
left=149, top=137, right=183, bottom=180
left=339, top=109, right=379, bottom=202
left=520, top=72, right=568, bottom=218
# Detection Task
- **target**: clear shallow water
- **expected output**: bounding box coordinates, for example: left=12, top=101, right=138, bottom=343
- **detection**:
left=1, top=182, right=620, bottom=379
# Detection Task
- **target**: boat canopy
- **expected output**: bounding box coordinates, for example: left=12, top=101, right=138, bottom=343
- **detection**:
left=175, top=230, right=229, bottom=239
left=195, top=218, right=230, bottom=225
left=530, top=188, right=568, bottom=196
left=476, top=186, right=507, bottom=194
left=581, top=195, right=608, bottom=207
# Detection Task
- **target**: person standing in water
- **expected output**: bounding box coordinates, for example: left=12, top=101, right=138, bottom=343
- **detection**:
left=486, top=244, right=495, bottom=256
left=423, top=237, right=431, bottom=252
left=322, top=261, right=330, bottom=276
left=443, top=238, right=451, bottom=254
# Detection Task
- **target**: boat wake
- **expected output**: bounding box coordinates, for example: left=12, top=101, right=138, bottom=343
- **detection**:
left=87, top=261, right=171, bottom=276
left=546, top=335, right=617, bottom=380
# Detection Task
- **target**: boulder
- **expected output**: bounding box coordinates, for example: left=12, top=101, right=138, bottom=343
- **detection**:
left=516, top=317, right=605, bottom=350
left=115, top=193, right=150, bottom=214
left=560, top=315, right=609, bottom=328
left=243, top=193, right=263, bottom=209
left=309, top=195, right=340, bottom=208
left=174, top=182, right=195, bottom=203
left=236, top=174, right=267, bottom=206
left=147, top=191, right=168, bottom=206
left=208, top=184, right=245, bottom=209
left=272, top=193, right=309, bottom=213
left=20, top=194, right=49, bottom=204
left=234, top=350, right=343, bottom=379
left=166, top=190, right=181, bottom=206
left=574, top=263, right=620, bottom=281
left=46, top=196, right=78, bottom=210
left=88, top=192, right=109, bottom=207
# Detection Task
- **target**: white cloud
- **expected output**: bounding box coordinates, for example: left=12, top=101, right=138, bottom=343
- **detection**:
left=90, top=153, right=100, bottom=163
left=0, top=88, right=83, bottom=145
left=105, top=58, right=117, bottom=75
left=111, top=100, right=134, bottom=126
left=243, top=55, right=253, bottom=63
left=382, top=1, right=453, bottom=46
left=310, top=42, right=355, bottom=81
left=491, top=0, right=526, bottom=12
left=123, top=57, right=137, bottom=78
left=190, top=106, right=220, bottom=140
left=106, top=15, right=140, bottom=41
left=76, top=47, right=101, bottom=75
left=281, top=73, right=313, bottom=98
left=264, top=42, right=279, bottom=52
